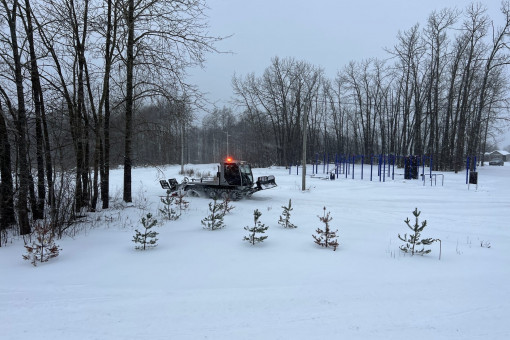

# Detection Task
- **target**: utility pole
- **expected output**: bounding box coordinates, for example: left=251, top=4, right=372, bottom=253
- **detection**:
left=180, top=121, right=184, bottom=174
left=213, top=136, right=217, bottom=162
left=225, top=131, right=229, bottom=156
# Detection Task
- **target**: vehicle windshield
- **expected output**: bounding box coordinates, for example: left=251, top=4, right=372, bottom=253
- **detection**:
left=239, top=164, right=254, bottom=185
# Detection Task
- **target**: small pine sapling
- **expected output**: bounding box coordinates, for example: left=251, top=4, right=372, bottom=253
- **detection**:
left=174, top=191, right=190, bottom=216
left=244, top=209, right=269, bottom=245
left=278, top=199, right=297, bottom=228
left=220, top=195, right=235, bottom=215
left=201, top=199, right=225, bottom=230
left=23, top=223, right=61, bottom=266
left=133, top=213, right=159, bottom=250
left=398, top=208, right=439, bottom=256
left=159, top=190, right=178, bottom=220
left=312, top=207, right=339, bottom=251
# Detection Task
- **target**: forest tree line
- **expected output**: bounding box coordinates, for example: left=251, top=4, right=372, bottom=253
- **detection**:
left=187, top=3, right=510, bottom=169
left=1, top=1, right=510, bottom=240
left=0, top=0, right=219, bottom=240
left=229, top=4, right=510, bottom=169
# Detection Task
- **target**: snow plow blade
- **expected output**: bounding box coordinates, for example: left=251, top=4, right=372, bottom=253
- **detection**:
left=256, top=175, right=277, bottom=190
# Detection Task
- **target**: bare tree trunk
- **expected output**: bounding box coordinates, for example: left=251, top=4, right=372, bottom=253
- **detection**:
left=100, top=0, right=117, bottom=209
left=1, top=0, right=31, bottom=234
left=23, top=0, right=46, bottom=220
left=0, top=98, right=16, bottom=231
left=84, top=56, right=100, bottom=212
left=123, top=0, right=134, bottom=203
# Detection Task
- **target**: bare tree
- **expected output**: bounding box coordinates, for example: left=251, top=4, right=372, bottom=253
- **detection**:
left=21, top=0, right=54, bottom=220
left=0, top=0, right=32, bottom=235
left=233, top=57, right=323, bottom=166
left=0, top=97, right=16, bottom=235
left=389, top=24, right=427, bottom=156
left=454, top=3, right=489, bottom=171
left=423, top=8, right=458, bottom=169
left=32, top=0, right=94, bottom=213
left=467, top=1, right=510, bottom=165
left=119, top=0, right=221, bottom=202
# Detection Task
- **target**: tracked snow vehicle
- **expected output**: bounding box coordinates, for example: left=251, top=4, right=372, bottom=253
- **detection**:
left=160, top=158, right=277, bottom=200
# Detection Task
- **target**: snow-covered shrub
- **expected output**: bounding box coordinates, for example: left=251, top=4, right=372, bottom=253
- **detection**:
left=243, top=209, right=269, bottom=245
left=278, top=199, right=297, bottom=228
left=312, top=207, right=339, bottom=251
left=201, top=199, right=225, bottom=230
left=134, top=182, right=150, bottom=211
left=23, top=223, right=61, bottom=266
left=51, top=171, right=79, bottom=238
left=398, top=208, right=439, bottom=256
left=133, top=213, right=158, bottom=250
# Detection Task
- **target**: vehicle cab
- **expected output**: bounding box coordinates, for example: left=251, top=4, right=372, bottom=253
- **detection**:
left=221, top=158, right=254, bottom=186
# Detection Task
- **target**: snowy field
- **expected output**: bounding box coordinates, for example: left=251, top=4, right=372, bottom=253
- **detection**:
left=1, top=161, right=510, bottom=339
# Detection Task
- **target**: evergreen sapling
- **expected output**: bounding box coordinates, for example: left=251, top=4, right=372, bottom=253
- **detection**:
left=398, top=208, right=439, bottom=256
left=312, top=207, right=339, bottom=251
left=174, top=191, right=189, bottom=216
left=159, top=190, right=179, bottom=220
left=278, top=199, right=297, bottom=228
left=133, top=213, right=159, bottom=250
left=220, top=195, right=235, bottom=215
left=23, top=223, right=61, bottom=266
left=244, top=209, right=269, bottom=245
left=201, top=199, right=225, bottom=230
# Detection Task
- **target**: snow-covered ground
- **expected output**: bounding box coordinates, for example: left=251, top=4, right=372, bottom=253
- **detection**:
left=1, top=162, right=510, bottom=339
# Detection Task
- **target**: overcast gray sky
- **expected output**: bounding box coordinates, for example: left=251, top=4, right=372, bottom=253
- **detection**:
left=189, top=0, right=510, bottom=147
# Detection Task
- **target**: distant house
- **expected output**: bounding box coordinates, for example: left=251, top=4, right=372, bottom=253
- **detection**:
left=489, top=150, right=509, bottom=162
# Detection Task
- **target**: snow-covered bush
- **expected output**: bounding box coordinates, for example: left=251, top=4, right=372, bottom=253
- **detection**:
left=312, top=207, right=339, bottom=251
left=201, top=199, right=225, bottom=230
left=133, top=213, right=159, bottom=250
left=278, top=199, right=297, bottom=228
left=244, top=209, right=269, bottom=245
left=23, top=223, right=61, bottom=266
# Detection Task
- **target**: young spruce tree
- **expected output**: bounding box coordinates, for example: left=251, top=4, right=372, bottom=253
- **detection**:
left=398, top=208, right=438, bottom=256
left=312, top=207, right=339, bottom=251
left=244, top=209, right=269, bottom=245
left=133, top=213, right=159, bottom=250
left=174, top=191, right=190, bottom=216
left=23, top=223, right=61, bottom=266
left=159, top=190, right=178, bottom=220
left=201, top=199, right=225, bottom=230
left=278, top=199, right=297, bottom=228
left=220, top=195, right=235, bottom=215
